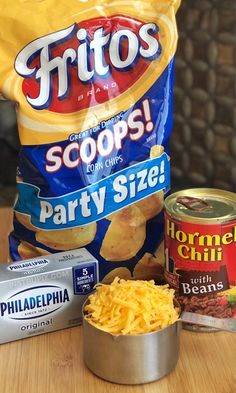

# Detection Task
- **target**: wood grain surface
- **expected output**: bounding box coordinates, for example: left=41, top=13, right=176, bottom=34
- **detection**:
left=0, top=208, right=236, bottom=393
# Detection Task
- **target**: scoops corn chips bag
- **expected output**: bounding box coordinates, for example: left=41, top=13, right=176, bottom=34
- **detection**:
left=0, top=0, right=181, bottom=280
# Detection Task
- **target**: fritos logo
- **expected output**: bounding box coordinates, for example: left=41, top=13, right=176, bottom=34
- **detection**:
left=14, top=15, right=161, bottom=113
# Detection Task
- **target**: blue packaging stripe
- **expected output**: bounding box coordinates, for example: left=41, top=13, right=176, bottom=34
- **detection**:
left=15, top=153, right=170, bottom=229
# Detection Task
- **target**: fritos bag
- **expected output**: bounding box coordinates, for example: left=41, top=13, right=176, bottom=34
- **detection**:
left=0, top=0, right=181, bottom=282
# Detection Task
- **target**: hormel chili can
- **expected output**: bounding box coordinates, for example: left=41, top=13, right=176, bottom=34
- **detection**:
left=164, top=188, right=236, bottom=331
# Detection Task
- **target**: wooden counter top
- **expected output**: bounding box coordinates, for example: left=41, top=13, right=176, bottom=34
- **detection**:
left=0, top=208, right=235, bottom=393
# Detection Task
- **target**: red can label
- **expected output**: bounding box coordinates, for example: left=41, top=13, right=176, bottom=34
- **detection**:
left=164, top=212, right=236, bottom=319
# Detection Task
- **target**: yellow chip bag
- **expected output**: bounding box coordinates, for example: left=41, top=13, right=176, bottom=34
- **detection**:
left=0, top=0, right=181, bottom=281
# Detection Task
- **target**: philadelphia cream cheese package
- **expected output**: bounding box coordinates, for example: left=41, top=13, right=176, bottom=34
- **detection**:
left=0, top=248, right=98, bottom=344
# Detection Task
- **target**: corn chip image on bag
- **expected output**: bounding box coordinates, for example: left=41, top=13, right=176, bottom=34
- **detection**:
left=0, top=0, right=181, bottom=281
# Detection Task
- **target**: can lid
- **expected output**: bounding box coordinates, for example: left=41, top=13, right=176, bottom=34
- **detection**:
left=164, top=188, right=236, bottom=224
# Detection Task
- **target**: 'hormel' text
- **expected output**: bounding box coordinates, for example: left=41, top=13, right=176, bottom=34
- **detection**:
left=15, top=20, right=161, bottom=110
left=166, top=218, right=236, bottom=262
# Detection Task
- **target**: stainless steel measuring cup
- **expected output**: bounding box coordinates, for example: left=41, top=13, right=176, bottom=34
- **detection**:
left=83, top=314, right=181, bottom=384
left=82, top=299, right=181, bottom=385
left=82, top=299, right=236, bottom=385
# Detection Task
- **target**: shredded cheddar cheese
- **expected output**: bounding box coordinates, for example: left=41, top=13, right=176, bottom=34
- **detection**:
left=84, top=278, right=179, bottom=335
